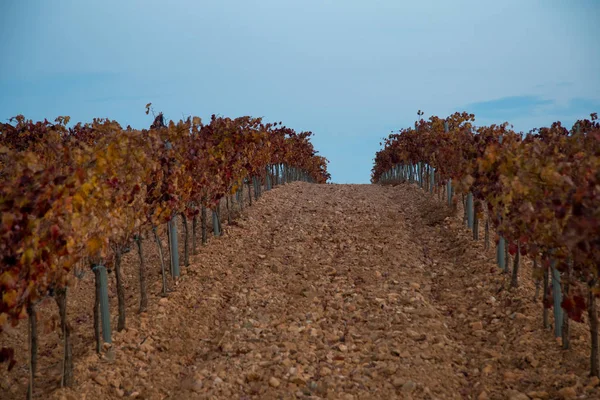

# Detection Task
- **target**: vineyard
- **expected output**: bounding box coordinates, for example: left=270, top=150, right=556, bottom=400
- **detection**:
left=1, top=107, right=600, bottom=399
left=0, top=107, right=330, bottom=398
left=372, top=112, right=600, bottom=380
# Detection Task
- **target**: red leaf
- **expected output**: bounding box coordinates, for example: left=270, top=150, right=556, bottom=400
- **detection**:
left=508, top=242, right=517, bottom=256
left=519, top=245, right=528, bottom=256
left=561, top=295, right=585, bottom=322
left=0, top=347, right=15, bottom=371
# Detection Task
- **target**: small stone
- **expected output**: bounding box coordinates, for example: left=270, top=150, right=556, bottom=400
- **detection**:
left=477, top=391, right=488, bottom=400
left=191, top=380, right=203, bottom=393
left=246, top=371, right=261, bottom=382
left=525, top=354, right=539, bottom=368
left=115, top=388, right=125, bottom=397
left=93, top=375, right=108, bottom=386
left=338, top=344, right=348, bottom=352
left=140, top=343, right=154, bottom=353
left=384, top=364, right=398, bottom=375
left=321, top=367, right=332, bottom=376
left=402, top=381, right=417, bottom=393
left=221, top=342, right=233, bottom=353
left=587, top=376, right=600, bottom=388
left=103, top=348, right=116, bottom=362
left=515, top=313, right=527, bottom=321
left=410, top=282, right=421, bottom=290
left=129, top=392, right=140, bottom=398
left=406, top=329, right=423, bottom=340
left=213, top=377, right=223, bottom=385
left=122, top=380, right=134, bottom=393
left=258, top=254, right=266, bottom=259
left=417, top=307, right=436, bottom=318
left=159, top=297, right=169, bottom=305
left=503, top=371, right=520, bottom=382
left=504, top=389, right=529, bottom=400
left=527, top=391, right=549, bottom=399
left=291, top=376, right=307, bottom=385
left=471, top=321, right=483, bottom=331
left=557, top=386, right=577, bottom=399
left=108, top=377, right=121, bottom=388
left=392, top=378, right=404, bottom=388
left=269, top=377, right=281, bottom=388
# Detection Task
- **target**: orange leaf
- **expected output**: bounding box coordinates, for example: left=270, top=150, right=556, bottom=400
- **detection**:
left=86, top=237, right=103, bottom=254
left=0, top=270, right=18, bottom=289
left=2, top=290, right=18, bottom=308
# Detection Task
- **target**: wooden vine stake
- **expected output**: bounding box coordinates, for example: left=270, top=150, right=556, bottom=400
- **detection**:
left=55, top=288, right=73, bottom=387
left=27, top=302, right=37, bottom=400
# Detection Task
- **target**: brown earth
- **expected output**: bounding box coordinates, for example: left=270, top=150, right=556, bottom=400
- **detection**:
left=1, top=182, right=599, bottom=399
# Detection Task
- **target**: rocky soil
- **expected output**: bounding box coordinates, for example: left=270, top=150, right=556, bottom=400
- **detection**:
left=1, top=182, right=599, bottom=399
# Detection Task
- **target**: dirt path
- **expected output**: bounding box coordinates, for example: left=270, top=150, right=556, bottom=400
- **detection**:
left=3, top=182, right=599, bottom=399
left=160, top=183, right=468, bottom=399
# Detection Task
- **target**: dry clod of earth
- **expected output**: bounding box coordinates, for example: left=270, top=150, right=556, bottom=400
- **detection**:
left=2, top=182, right=599, bottom=399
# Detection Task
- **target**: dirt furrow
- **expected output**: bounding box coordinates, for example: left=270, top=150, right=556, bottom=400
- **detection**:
left=407, top=184, right=600, bottom=400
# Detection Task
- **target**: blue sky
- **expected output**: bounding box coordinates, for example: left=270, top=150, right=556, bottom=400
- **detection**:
left=1, top=0, right=598, bottom=183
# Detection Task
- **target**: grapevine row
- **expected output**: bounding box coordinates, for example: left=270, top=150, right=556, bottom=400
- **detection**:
left=372, top=111, right=600, bottom=377
left=0, top=107, right=329, bottom=395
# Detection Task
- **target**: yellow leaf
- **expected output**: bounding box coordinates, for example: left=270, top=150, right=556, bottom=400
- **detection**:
left=0, top=270, right=18, bottom=288
left=66, top=237, right=76, bottom=253
left=81, top=182, right=94, bottom=196
left=2, top=290, right=18, bottom=308
left=73, top=194, right=85, bottom=209
left=463, top=175, right=475, bottom=187
left=1, top=212, right=15, bottom=227
left=0, top=312, right=8, bottom=327
left=20, top=248, right=34, bottom=266
left=86, top=237, right=103, bottom=254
